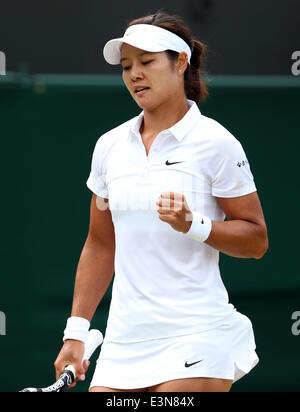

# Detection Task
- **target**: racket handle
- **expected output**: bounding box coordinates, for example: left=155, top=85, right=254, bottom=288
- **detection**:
left=65, top=329, right=103, bottom=380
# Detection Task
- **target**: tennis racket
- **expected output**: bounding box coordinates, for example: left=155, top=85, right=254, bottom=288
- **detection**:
left=20, top=329, right=103, bottom=392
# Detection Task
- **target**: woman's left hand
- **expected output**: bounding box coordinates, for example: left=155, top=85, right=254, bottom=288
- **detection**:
left=156, top=191, right=193, bottom=233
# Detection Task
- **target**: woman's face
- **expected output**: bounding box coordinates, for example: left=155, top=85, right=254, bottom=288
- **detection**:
left=121, top=44, right=184, bottom=111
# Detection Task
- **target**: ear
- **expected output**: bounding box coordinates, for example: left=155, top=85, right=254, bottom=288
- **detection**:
left=176, top=52, right=189, bottom=74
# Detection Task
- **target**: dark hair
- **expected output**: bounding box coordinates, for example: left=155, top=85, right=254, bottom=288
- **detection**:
left=127, top=12, right=208, bottom=103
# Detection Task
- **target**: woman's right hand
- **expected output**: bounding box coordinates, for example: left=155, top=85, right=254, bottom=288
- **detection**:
left=54, top=340, right=90, bottom=388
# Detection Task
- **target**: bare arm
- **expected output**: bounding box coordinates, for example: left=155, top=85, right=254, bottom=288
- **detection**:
left=205, top=192, right=269, bottom=259
left=71, top=194, right=115, bottom=321
left=157, top=191, right=268, bottom=260
left=54, top=194, right=115, bottom=383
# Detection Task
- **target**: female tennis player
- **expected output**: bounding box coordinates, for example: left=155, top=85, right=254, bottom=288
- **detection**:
left=54, top=12, right=268, bottom=392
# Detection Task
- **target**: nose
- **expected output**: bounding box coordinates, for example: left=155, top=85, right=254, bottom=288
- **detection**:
left=130, top=63, right=144, bottom=82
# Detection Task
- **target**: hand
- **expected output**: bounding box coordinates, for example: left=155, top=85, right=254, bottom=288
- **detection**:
left=54, top=340, right=90, bottom=388
left=156, top=191, right=193, bottom=233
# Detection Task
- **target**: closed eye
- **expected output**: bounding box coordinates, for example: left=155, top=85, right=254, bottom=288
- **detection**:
left=122, top=60, right=153, bottom=71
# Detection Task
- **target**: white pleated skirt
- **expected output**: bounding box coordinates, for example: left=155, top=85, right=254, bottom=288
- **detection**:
left=89, top=310, right=259, bottom=390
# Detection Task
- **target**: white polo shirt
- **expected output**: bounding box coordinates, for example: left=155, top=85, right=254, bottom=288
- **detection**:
left=86, top=100, right=257, bottom=343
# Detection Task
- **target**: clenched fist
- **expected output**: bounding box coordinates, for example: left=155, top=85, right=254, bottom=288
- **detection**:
left=156, top=192, right=193, bottom=233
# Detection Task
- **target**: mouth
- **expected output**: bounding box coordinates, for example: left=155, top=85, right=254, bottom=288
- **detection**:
left=134, top=87, right=150, bottom=96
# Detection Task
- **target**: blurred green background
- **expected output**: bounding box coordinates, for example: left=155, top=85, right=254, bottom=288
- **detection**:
left=0, top=73, right=299, bottom=392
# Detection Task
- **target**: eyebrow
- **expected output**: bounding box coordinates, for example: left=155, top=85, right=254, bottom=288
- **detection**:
left=120, top=51, right=152, bottom=63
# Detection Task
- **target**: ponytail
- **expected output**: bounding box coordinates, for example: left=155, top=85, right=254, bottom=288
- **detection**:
left=185, top=40, right=208, bottom=103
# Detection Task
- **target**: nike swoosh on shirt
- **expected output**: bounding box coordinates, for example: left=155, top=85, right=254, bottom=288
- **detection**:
left=184, top=360, right=203, bottom=368
left=165, top=160, right=184, bottom=166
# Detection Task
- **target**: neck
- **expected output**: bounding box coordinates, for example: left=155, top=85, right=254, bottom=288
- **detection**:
left=141, top=96, right=190, bottom=138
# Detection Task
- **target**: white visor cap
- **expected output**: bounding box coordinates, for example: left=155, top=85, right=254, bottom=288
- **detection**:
left=103, top=24, right=192, bottom=65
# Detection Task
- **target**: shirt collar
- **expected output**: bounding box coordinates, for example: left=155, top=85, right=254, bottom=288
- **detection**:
left=130, top=100, right=202, bottom=142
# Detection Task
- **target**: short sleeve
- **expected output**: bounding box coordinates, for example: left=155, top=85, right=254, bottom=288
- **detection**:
left=86, top=138, right=109, bottom=199
left=211, top=136, right=257, bottom=198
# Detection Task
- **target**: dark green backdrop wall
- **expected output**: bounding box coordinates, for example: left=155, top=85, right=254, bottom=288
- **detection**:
left=0, top=73, right=299, bottom=392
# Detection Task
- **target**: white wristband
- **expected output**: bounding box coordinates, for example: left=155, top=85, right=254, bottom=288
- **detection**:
left=63, top=316, right=90, bottom=343
left=185, top=212, right=212, bottom=243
